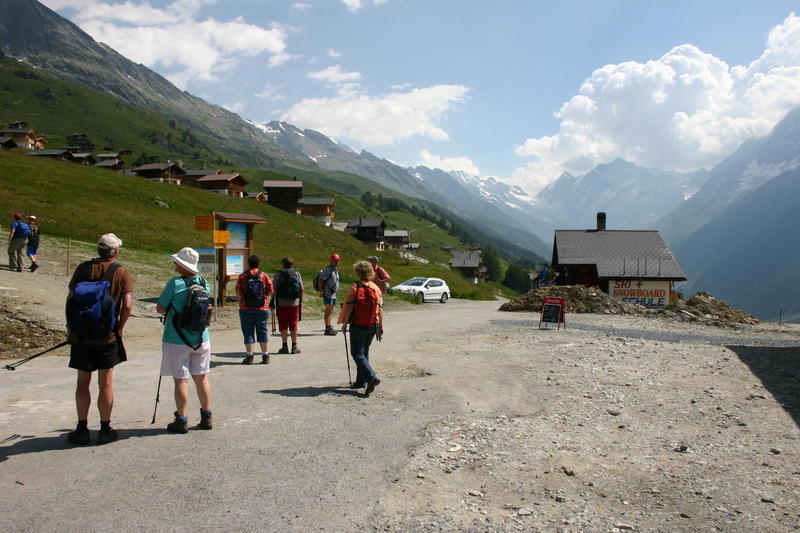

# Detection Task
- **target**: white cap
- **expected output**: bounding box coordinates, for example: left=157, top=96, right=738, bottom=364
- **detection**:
left=169, top=247, right=199, bottom=274
left=97, top=233, right=122, bottom=249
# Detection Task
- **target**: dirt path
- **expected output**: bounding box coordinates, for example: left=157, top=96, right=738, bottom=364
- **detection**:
left=1, top=252, right=799, bottom=532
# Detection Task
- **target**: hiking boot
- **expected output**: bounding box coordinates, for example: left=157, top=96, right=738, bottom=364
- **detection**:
left=241, top=355, right=254, bottom=365
left=30, top=263, right=39, bottom=272
left=167, top=412, right=188, bottom=434
left=199, top=410, right=213, bottom=430
left=67, top=426, right=90, bottom=445
left=277, top=345, right=289, bottom=354
left=324, top=326, right=338, bottom=336
left=349, top=382, right=366, bottom=389
left=291, top=345, right=301, bottom=354
left=97, top=427, right=118, bottom=445
left=364, top=377, right=381, bottom=396
left=261, top=354, right=270, bottom=364
left=16, top=266, right=22, bottom=273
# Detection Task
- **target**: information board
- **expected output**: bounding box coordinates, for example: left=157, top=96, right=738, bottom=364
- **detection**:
left=227, top=222, right=247, bottom=248
left=540, top=297, right=566, bottom=330
left=226, top=255, right=244, bottom=275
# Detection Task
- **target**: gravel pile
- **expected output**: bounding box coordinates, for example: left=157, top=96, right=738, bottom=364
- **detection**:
left=499, top=285, right=761, bottom=327
left=0, top=301, right=65, bottom=359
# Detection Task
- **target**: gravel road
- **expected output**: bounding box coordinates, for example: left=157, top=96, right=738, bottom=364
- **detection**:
left=1, top=262, right=799, bottom=532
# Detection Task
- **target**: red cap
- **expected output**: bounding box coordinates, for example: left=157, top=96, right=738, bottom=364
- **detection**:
left=330, top=253, right=340, bottom=261
left=13, top=212, right=22, bottom=220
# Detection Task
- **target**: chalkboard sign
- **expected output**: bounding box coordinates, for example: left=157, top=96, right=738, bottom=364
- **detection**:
left=540, top=297, right=566, bottom=330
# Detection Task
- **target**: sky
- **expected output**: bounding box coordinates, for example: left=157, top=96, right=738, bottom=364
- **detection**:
left=41, top=0, right=800, bottom=195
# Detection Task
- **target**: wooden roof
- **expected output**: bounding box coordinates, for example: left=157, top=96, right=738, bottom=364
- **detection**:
left=214, top=212, right=266, bottom=224
left=262, top=180, right=303, bottom=188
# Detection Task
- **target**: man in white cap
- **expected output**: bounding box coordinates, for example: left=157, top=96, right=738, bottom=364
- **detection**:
left=156, top=247, right=213, bottom=434
left=65, top=233, right=133, bottom=445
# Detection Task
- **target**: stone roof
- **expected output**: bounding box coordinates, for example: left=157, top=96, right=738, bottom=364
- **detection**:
left=384, top=230, right=409, bottom=238
left=262, top=180, right=303, bottom=188
left=298, top=197, right=335, bottom=206
left=450, top=250, right=481, bottom=268
left=553, top=230, right=686, bottom=280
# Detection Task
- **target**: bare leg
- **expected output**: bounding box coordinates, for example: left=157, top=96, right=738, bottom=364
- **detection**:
left=97, top=368, right=114, bottom=421
left=245, top=342, right=254, bottom=353
left=290, top=328, right=298, bottom=344
left=280, top=329, right=288, bottom=344
left=75, top=371, right=92, bottom=420
left=173, top=378, right=189, bottom=416
left=324, top=304, right=334, bottom=327
left=259, top=342, right=268, bottom=353
left=192, top=374, right=211, bottom=411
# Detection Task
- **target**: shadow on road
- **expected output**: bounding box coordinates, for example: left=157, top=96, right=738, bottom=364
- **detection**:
left=0, top=428, right=165, bottom=462
left=260, top=386, right=362, bottom=398
left=727, top=345, right=800, bottom=428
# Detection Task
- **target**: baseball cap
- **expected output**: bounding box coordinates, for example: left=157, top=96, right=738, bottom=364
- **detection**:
left=330, top=253, right=340, bottom=261
left=27, top=215, right=37, bottom=221
left=12, top=212, right=21, bottom=220
left=97, top=233, right=123, bottom=249
left=367, top=256, right=378, bottom=262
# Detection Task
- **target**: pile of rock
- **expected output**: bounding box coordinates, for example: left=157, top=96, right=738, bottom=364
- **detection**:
left=0, top=301, right=65, bottom=360
left=499, top=286, right=761, bottom=327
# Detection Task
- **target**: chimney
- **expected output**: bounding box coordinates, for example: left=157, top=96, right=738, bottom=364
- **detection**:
left=596, top=212, right=606, bottom=231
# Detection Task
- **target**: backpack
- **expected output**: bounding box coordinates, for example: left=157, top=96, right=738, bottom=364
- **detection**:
left=351, top=282, right=379, bottom=327
left=174, top=278, right=211, bottom=334
left=66, top=262, right=120, bottom=341
left=244, top=271, right=266, bottom=307
left=277, top=269, right=301, bottom=299
left=313, top=269, right=325, bottom=292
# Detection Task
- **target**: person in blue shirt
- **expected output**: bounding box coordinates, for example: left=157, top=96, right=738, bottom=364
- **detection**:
left=7, top=212, right=30, bottom=272
left=156, top=247, right=213, bottom=434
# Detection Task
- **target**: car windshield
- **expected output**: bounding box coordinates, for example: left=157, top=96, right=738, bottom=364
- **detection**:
left=400, top=278, right=427, bottom=286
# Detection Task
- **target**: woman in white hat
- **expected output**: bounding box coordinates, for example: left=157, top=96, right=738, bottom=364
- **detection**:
left=156, top=247, right=214, bottom=433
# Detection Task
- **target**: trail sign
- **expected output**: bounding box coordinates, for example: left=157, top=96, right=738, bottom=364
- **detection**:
left=540, top=297, right=566, bottom=330
left=213, top=230, right=230, bottom=244
left=194, top=215, right=214, bottom=231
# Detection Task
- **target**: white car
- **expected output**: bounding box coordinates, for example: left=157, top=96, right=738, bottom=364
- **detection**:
left=392, top=277, right=450, bottom=303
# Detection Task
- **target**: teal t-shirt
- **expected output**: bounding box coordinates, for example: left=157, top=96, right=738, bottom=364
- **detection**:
left=157, top=276, right=211, bottom=346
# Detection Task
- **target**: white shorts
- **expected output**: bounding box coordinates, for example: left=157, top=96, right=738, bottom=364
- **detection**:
left=161, top=341, right=211, bottom=379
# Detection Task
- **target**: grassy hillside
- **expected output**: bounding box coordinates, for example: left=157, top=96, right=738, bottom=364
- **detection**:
left=0, top=150, right=499, bottom=300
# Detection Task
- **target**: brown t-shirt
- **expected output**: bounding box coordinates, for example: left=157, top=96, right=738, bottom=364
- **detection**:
left=67, top=258, right=134, bottom=345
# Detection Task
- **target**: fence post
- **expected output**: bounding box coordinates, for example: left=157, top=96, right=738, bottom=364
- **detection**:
left=66, top=238, right=71, bottom=277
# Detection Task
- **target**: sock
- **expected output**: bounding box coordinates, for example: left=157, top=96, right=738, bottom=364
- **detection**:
left=261, top=351, right=268, bottom=356
left=200, top=409, right=212, bottom=416
left=100, top=420, right=111, bottom=431
left=77, top=419, right=88, bottom=430
left=247, top=352, right=253, bottom=356
left=176, top=414, right=188, bottom=423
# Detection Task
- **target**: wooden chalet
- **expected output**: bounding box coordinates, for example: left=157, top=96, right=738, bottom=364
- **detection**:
left=71, top=152, right=97, bottom=165
left=26, top=149, right=73, bottom=161
left=384, top=229, right=409, bottom=249
left=194, top=173, right=248, bottom=198
left=449, top=250, right=482, bottom=284
left=132, top=162, right=185, bottom=184
left=66, top=133, right=94, bottom=152
left=95, top=158, right=124, bottom=170
left=551, top=212, right=686, bottom=307
left=0, top=125, right=36, bottom=149
left=299, top=196, right=335, bottom=225
left=262, top=179, right=303, bottom=214
left=344, top=217, right=386, bottom=250
left=182, top=168, right=220, bottom=186
left=246, top=191, right=267, bottom=202
left=0, top=136, right=16, bottom=149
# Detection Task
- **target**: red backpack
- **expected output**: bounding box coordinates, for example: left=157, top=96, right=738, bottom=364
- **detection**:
left=351, top=282, right=379, bottom=326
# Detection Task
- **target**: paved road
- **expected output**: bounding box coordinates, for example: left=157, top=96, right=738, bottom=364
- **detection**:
left=1, top=293, right=500, bottom=532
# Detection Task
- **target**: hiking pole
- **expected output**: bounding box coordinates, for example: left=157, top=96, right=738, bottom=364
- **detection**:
left=5, top=341, right=69, bottom=371
left=343, top=326, right=352, bottom=386
left=150, top=374, right=162, bottom=424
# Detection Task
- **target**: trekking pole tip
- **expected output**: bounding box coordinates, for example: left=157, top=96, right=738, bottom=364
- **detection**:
left=5, top=365, right=16, bottom=371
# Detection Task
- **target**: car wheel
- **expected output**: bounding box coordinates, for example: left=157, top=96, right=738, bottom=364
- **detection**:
left=440, top=292, right=449, bottom=304
left=416, top=292, right=425, bottom=304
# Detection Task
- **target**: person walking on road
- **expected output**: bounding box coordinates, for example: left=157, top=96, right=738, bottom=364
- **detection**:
left=339, top=261, right=384, bottom=396
left=368, top=256, right=391, bottom=295
left=236, top=255, right=273, bottom=365
left=156, top=247, right=213, bottom=434
left=318, top=253, right=340, bottom=336
left=7, top=212, right=30, bottom=272
left=273, top=257, right=303, bottom=354
left=26, top=215, right=40, bottom=272
left=65, top=233, right=133, bottom=445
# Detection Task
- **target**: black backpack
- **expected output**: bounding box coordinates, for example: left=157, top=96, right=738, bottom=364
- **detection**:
left=172, top=278, right=211, bottom=349
left=244, top=271, right=266, bottom=307
left=277, top=269, right=301, bottom=299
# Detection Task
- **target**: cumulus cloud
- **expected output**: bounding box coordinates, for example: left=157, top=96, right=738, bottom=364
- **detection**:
left=340, top=0, right=388, bottom=13
left=512, top=13, right=800, bottom=195
left=292, top=2, right=311, bottom=10
left=418, top=150, right=481, bottom=176
left=308, top=65, right=362, bottom=84
left=328, top=48, right=342, bottom=58
left=255, top=83, right=286, bottom=100
left=282, top=85, right=470, bottom=146
left=223, top=101, right=245, bottom=113
left=40, top=0, right=292, bottom=89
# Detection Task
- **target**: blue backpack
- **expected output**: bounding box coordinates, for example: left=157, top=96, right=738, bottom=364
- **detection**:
left=66, top=262, right=120, bottom=341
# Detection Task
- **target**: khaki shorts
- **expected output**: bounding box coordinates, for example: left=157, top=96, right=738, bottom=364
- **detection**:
left=161, top=341, right=211, bottom=379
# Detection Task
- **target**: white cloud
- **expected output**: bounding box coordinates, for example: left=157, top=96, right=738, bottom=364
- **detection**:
left=418, top=150, right=481, bottom=176
left=340, top=0, right=388, bottom=12
left=223, top=101, right=245, bottom=113
left=282, top=84, right=470, bottom=146
left=308, top=65, right=362, bottom=84
left=255, top=83, right=287, bottom=100
left=328, top=48, right=342, bottom=58
left=40, top=0, right=292, bottom=89
left=292, top=2, right=311, bottom=10
left=513, top=13, right=800, bottom=195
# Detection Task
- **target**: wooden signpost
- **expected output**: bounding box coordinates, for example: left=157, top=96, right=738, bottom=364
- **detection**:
left=540, top=297, right=566, bottom=330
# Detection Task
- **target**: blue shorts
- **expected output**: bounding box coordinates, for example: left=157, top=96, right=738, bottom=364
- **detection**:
left=323, top=296, right=337, bottom=306
left=239, top=309, right=269, bottom=344
left=26, top=244, right=38, bottom=256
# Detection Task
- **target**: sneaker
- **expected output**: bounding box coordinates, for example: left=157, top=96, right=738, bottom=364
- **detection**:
left=199, top=410, right=213, bottom=430
left=277, top=345, right=289, bottom=354
left=324, top=326, right=338, bottom=336
left=241, top=355, right=254, bottom=365
left=167, top=412, right=188, bottom=434
left=97, top=427, right=118, bottom=445
left=67, top=426, right=90, bottom=445
left=364, top=377, right=381, bottom=396
left=291, top=345, right=301, bottom=354
left=261, top=354, right=270, bottom=364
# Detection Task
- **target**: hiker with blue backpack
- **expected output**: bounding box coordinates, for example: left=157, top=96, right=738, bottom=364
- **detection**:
left=7, top=212, right=30, bottom=272
left=156, top=247, right=213, bottom=434
left=65, top=233, right=133, bottom=445
left=339, top=260, right=384, bottom=397
left=236, top=254, right=274, bottom=365
left=273, top=256, right=304, bottom=354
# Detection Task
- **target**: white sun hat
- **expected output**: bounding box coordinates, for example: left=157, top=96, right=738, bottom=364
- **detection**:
left=169, top=247, right=199, bottom=274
